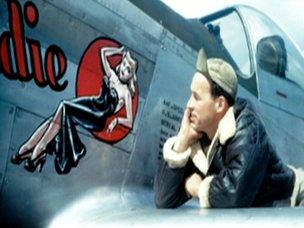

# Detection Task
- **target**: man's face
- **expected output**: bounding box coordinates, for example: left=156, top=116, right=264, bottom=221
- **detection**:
left=187, top=72, right=217, bottom=133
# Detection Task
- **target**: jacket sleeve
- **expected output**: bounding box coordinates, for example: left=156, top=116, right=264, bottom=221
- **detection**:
left=154, top=137, right=193, bottom=208
left=199, top=118, right=270, bottom=208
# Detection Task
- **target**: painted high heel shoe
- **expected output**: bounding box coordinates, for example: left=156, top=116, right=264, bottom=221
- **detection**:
left=24, top=153, right=46, bottom=173
left=11, top=149, right=33, bottom=165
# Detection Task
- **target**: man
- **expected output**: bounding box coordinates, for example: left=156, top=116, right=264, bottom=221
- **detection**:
left=154, top=48, right=304, bottom=208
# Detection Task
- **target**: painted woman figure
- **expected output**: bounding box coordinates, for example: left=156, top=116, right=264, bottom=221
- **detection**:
left=11, top=46, right=138, bottom=174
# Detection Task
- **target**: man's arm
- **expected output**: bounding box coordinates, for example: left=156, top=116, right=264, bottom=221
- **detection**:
left=154, top=154, right=191, bottom=208
left=154, top=108, right=202, bottom=208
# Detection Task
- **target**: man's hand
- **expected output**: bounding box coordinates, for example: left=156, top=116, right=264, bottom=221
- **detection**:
left=185, top=173, right=203, bottom=198
left=173, top=108, right=202, bottom=152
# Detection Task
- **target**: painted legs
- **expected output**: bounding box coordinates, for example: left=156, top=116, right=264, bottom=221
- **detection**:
left=12, top=102, right=64, bottom=172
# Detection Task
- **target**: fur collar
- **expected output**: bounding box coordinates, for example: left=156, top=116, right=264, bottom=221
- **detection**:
left=218, top=107, right=236, bottom=145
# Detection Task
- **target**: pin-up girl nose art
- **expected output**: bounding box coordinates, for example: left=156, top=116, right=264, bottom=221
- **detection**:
left=11, top=38, right=139, bottom=174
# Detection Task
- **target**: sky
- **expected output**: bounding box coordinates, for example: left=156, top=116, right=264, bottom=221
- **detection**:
left=160, top=0, right=304, bottom=54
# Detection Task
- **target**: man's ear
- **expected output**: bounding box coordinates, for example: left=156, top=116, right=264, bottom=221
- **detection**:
left=215, top=96, right=228, bottom=113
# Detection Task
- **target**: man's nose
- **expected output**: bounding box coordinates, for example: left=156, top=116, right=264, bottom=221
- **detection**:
left=187, top=95, right=194, bottom=109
